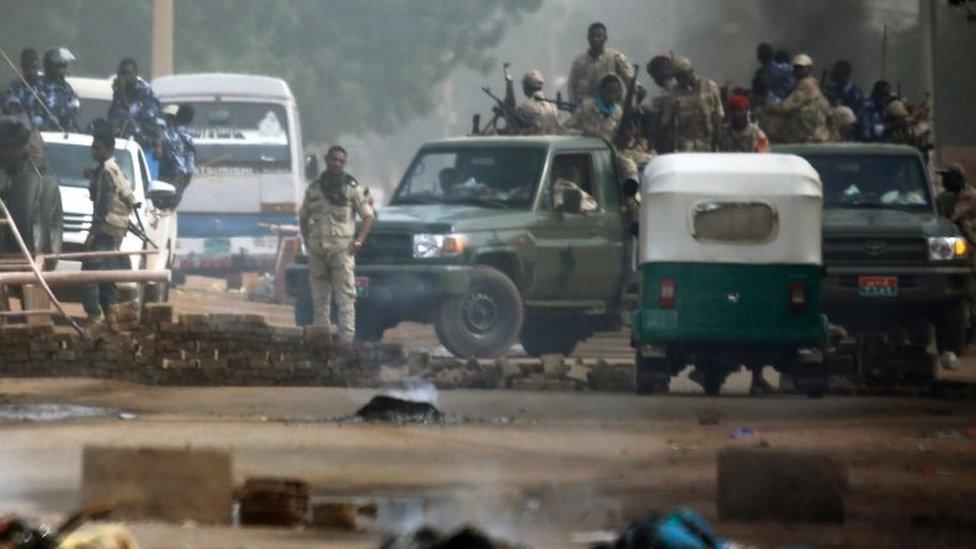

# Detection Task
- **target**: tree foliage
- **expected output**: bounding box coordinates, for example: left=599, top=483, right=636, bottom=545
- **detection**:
left=0, top=0, right=541, bottom=143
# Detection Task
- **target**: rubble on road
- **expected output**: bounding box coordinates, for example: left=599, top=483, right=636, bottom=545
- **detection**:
left=381, top=525, right=524, bottom=549
left=236, top=477, right=309, bottom=527
left=0, top=305, right=638, bottom=392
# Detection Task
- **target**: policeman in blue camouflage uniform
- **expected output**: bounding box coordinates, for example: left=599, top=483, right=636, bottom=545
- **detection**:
left=158, top=104, right=196, bottom=207
left=3, top=49, right=42, bottom=124
left=108, top=58, right=163, bottom=154
left=34, top=48, right=80, bottom=131
left=857, top=80, right=895, bottom=142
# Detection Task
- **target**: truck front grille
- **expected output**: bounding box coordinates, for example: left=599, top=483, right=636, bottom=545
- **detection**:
left=359, top=232, right=413, bottom=263
left=63, top=212, right=92, bottom=233
left=823, top=236, right=928, bottom=264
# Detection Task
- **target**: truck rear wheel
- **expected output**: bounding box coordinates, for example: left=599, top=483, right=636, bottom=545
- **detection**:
left=635, top=356, right=670, bottom=395
left=435, top=266, right=523, bottom=358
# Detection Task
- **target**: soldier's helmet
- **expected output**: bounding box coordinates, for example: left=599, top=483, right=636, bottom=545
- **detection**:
left=522, top=70, right=545, bottom=88
left=673, top=56, right=693, bottom=74
left=44, top=47, right=76, bottom=66
left=791, top=54, right=813, bottom=68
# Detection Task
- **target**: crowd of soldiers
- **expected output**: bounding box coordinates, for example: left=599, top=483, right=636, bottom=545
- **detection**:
left=2, top=47, right=196, bottom=203
left=493, top=22, right=931, bottom=169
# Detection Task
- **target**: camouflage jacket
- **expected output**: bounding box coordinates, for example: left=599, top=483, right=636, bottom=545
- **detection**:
left=91, top=157, right=136, bottom=239
left=299, top=172, right=374, bottom=251
left=108, top=77, right=163, bottom=150
left=567, top=47, right=635, bottom=104
left=661, top=76, right=724, bottom=152
left=766, top=76, right=832, bottom=144
left=33, top=77, right=79, bottom=131
left=564, top=97, right=621, bottom=142
left=720, top=123, right=770, bottom=153
left=515, top=92, right=560, bottom=135
left=4, top=75, right=44, bottom=126
left=159, top=124, right=195, bottom=183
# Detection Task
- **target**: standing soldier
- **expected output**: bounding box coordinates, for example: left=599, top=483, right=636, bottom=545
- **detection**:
left=643, top=55, right=676, bottom=153
left=515, top=70, right=560, bottom=135
left=299, top=146, right=375, bottom=343
left=567, top=22, right=635, bottom=104
left=82, top=127, right=136, bottom=322
left=763, top=54, right=832, bottom=144
left=661, top=57, right=724, bottom=152
left=825, top=59, right=865, bottom=115
left=4, top=49, right=42, bottom=122
left=720, top=94, right=771, bottom=153
left=34, top=48, right=80, bottom=131
left=108, top=58, right=163, bottom=159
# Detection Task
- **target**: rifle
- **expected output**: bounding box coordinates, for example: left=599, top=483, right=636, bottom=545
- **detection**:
left=482, top=86, right=530, bottom=130
left=615, top=64, right=641, bottom=148
left=502, top=62, right=517, bottom=112
left=539, top=92, right=578, bottom=113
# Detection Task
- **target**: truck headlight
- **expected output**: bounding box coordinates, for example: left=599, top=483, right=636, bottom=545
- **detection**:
left=928, top=237, right=969, bottom=261
left=412, top=234, right=469, bottom=258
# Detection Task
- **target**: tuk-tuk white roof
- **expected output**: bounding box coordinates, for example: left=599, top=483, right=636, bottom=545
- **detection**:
left=642, top=153, right=822, bottom=197
left=639, top=154, right=823, bottom=266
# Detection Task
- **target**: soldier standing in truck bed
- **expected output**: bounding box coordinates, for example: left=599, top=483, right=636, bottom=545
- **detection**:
left=515, top=70, right=560, bottom=135
left=566, top=22, right=635, bottom=104
left=661, top=57, right=724, bottom=152
left=299, top=146, right=374, bottom=343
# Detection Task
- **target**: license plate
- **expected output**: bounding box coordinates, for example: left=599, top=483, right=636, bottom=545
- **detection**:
left=859, top=276, right=898, bottom=297
left=355, top=276, right=369, bottom=298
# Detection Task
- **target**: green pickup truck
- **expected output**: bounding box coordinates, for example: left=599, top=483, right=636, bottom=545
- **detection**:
left=776, top=143, right=975, bottom=355
left=286, top=136, right=635, bottom=357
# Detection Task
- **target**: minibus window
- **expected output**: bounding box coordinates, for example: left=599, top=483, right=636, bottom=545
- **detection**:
left=692, top=202, right=777, bottom=243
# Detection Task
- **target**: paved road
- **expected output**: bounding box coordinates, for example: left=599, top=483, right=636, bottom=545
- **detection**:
left=1, top=379, right=976, bottom=547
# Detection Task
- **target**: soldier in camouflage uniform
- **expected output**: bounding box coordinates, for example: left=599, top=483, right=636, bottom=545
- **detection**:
left=719, top=94, right=771, bottom=153
left=566, top=22, right=635, bottom=104
left=515, top=70, right=560, bottom=135
left=108, top=58, right=163, bottom=154
left=762, top=54, right=832, bottom=144
left=82, top=127, right=136, bottom=320
left=564, top=74, right=639, bottom=183
left=643, top=55, right=676, bottom=153
left=660, top=57, right=724, bottom=152
left=34, top=48, right=80, bottom=131
left=299, top=146, right=375, bottom=342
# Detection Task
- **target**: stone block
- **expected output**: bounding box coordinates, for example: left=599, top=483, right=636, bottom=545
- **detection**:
left=541, top=354, right=568, bottom=376
left=82, top=446, right=233, bottom=523
left=310, top=502, right=357, bottom=530
left=717, top=447, right=847, bottom=522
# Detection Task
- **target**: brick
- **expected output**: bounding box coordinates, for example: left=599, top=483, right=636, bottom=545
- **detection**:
left=82, top=446, right=233, bottom=523
left=717, top=447, right=848, bottom=522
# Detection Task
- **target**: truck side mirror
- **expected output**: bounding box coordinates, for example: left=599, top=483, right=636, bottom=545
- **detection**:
left=147, top=180, right=177, bottom=209
left=304, top=154, right=319, bottom=182
left=557, top=186, right=583, bottom=214
left=622, top=179, right=639, bottom=198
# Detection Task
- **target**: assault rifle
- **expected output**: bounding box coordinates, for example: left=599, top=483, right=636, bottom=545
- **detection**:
left=482, top=86, right=530, bottom=131
left=614, top=64, right=641, bottom=148
left=539, top=92, right=578, bottom=113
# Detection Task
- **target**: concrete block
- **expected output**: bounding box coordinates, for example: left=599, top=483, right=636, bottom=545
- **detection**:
left=82, top=446, right=233, bottom=524
left=310, top=502, right=357, bottom=530
left=541, top=354, right=568, bottom=376
left=717, top=447, right=847, bottom=522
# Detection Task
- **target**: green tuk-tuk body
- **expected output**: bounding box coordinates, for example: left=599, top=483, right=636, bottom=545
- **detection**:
left=632, top=153, right=829, bottom=396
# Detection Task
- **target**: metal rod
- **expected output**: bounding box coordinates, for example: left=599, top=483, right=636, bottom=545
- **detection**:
left=0, top=308, right=58, bottom=318
left=0, top=269, right=170, bottom=286
left=43, top=250, right=161, bottom=260
left=0, top=197, right=85, bottom=335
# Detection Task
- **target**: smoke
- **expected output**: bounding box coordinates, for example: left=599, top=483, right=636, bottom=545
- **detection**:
left=382, top=379, right=439, bottom=406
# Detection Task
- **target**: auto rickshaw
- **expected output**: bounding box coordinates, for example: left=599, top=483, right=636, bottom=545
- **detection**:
left=632, top=153, right=829, bottom=397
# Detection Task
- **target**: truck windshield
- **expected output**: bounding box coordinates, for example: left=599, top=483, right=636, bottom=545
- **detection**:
left=180, top=101, right=292, bottom=173
left=44, top=142, right=136, bottom=190
left=392, top=147, right=546, bottom=209
left=803, top=154, right=932, bottom=211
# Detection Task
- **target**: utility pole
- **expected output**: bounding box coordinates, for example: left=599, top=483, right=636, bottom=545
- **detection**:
left=919, top=0, right=938, bottom=163
left=151, top=0, right=174, bottom=78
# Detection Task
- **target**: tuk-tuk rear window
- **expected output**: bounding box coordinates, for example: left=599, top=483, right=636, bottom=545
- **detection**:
left=692, top=202, right=777, bottom=243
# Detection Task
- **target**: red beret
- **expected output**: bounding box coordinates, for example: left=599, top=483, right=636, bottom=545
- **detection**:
left=727, top=94, right=751, bottom=110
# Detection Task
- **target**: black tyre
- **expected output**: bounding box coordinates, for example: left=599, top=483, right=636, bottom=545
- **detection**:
left=294, top=294, right=314, bottom=327
left=635, top=356, right=670, bottom=395
left=355, top=312, right=386, bottom=343
left=435, top=266, right=523, bottom=358
left=937, top=301, right=968, bottom=355
left=702, top=369, right=725, bottom=396
left=520, top=315, right=580, bottom=357
left=37, top=172, right=62, bottom=270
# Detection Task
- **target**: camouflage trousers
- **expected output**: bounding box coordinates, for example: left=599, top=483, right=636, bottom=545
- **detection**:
left=308, top=245, right=356, bottom=342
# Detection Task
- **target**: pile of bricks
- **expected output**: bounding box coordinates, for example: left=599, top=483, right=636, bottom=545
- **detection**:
left=0, top=303, right=636, bottom=392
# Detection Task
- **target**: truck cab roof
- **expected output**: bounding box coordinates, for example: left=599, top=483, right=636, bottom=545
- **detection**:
left=422, top=135, right=610, bottom=150
left=773, top=142, right=924, bottom=158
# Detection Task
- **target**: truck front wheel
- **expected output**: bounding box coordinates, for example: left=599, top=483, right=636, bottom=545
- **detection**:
left=435, top=266, right=523, bottom=358
left=937, top=301, right=968, bottom=355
